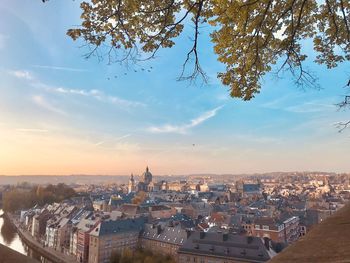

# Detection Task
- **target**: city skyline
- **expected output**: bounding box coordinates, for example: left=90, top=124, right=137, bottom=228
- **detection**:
left=0, top=0, right=350, bottom=175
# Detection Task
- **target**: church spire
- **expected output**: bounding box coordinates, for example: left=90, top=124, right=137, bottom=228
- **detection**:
left=128, top=173, right=135, bottom=193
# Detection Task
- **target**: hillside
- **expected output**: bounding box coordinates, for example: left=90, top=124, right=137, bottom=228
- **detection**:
left=269, top=203, right=350, bottom=263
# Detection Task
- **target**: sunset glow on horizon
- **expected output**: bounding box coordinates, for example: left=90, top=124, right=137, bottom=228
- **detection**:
left=0, top=0, right=349, bottom=176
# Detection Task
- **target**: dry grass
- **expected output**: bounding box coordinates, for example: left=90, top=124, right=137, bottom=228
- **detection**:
left=269, top=203, right=350, bottom=263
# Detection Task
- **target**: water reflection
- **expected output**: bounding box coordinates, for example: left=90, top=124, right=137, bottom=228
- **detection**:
left=1, top=213, right=16, bottom=245
left=0, top=209, right=52, bottom=263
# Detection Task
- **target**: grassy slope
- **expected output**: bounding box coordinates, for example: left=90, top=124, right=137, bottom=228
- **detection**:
left=269, top=203, right=350, bottom=263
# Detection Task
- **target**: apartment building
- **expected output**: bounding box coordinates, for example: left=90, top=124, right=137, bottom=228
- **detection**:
left=252, top=216, right=300, bottom=243
left=178, top=232, right=272, bottom=263
left=88, top=217, right=145, bottom=263
left=140, top=222, right=189, bottom=260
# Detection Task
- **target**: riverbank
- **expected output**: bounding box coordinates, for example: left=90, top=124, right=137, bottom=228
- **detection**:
left=4, top=212, right=76, bottom=263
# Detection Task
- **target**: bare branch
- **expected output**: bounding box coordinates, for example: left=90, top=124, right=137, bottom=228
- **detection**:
left=178, top=0, right=208, bottom=83
left=335, top=121, right=350, bottom=132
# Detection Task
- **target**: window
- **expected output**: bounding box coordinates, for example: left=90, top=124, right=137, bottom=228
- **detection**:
left=255, top=225, right=260, bottom=229
left=263, top=225, right=269, bottom=230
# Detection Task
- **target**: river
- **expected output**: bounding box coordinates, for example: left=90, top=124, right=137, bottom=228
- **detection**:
left=0, top=209, right=52, bottom=262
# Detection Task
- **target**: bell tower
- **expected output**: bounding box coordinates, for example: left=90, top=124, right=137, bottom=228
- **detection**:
left=128, top=173, right=135, bottom=193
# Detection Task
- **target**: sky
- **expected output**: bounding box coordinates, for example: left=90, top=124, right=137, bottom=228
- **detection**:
left=0, top=0, right=349, bottom=176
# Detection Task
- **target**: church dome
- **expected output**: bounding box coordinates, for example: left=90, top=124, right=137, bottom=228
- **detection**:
left=142, top=166, right=152, bottom=184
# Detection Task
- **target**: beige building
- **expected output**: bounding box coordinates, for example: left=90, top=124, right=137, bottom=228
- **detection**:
left=31, top=210, right=52, bottom=241
left=251, top=216, right=300, bottom=243
left=178, top=232, right=272, bottom=263
left=88, top=218, right=145, bottom=263
left=140, top=222, right=189, bottom=260
left=182, top=202, right=213, bottom=220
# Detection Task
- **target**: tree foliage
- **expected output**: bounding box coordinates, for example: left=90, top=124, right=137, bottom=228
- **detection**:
left=2, top=183, right=76, bottom=212
left=60, top=0, right=350, bottom=100
left=110, top=248, right=176, bottom=263
left=132, top=191, right=147, bottom=205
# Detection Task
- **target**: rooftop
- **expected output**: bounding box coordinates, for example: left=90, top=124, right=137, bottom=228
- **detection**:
left=142, top=223, right=188, bottom=245
left=90, top=217, right=146, bottom=236
left=179, top=231, right=271, bottom=262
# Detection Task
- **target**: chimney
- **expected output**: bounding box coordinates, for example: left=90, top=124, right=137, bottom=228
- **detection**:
left=264, top=237, right=270, bottom=250
left=157, top=224, right=162, bottom=235
left=186, top=230, right=192, bottom=238
left=200, top=231, right=205, bottom=239
left=247, top=236, right=253, bottom=244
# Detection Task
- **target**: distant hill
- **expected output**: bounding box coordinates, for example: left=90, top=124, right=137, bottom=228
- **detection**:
left=0, top=171, right=347, bottom=186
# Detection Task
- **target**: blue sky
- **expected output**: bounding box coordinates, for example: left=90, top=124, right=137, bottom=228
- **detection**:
left=0, top=0, right=349, bottom=175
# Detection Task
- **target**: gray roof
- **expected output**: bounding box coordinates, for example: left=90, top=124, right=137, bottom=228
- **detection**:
left=178, top=231, right=271, bottom=262
left=243, top=184, right=261, bottom=193
left=90, top=217, right=146, bottom=236
left=141, top=223, right=188, bottom=246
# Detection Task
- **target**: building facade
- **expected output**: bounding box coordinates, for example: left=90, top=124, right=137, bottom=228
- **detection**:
left=137, top=167, right=153, bottom=192
left=88, top=218, right=145, bottom=263
left=128, top=174, right=136, bottom=193
left=178, top=232, right=272, bottom=263
left=140, top=222, right=189, bottom=260
left=252, top=216, right=300, bottom=243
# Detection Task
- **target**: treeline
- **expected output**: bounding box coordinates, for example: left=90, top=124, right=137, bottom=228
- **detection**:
left=2, top=183, right=76, bottom=212
left=110, top=249, right=176, bottom=263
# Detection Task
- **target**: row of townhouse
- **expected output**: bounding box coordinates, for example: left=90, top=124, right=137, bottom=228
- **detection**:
left=88, top=219, right=273, bottom=263
left=22, top=203, right=274, bottom=263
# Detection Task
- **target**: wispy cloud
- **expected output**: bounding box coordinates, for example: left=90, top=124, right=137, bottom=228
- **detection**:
left=94, top=141, right=105, bottom=146
left=94, top=134, right=131, bottom=147
left=35, top=83, right=145, bottom=108
left=116, top=134, right=131, bottom=141
left=9, top=71, right=145, bottom=109
left=8, top=70, right=33, bottom=80
left=148, top=105, right=224, bottom=134
left=32, top=65, right=88, bottom=72
left=32, top=95, right=67, bottom=115
left=15, top=128, right=49, bottom=133
left=261, top=95, right=337, bottom=113
left=0, top=34, right=9, bottom=49
left=285, top=102, right=336, bottom=113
